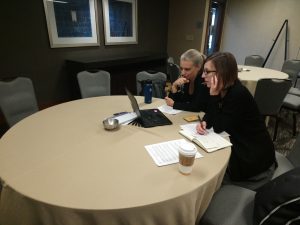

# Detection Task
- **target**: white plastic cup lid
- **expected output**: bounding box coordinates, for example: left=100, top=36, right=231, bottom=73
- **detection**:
left=179, top=142, right=197, bottom=156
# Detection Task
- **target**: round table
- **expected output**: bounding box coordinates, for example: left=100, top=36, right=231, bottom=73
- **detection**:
left=0, top=96, right=230, bottom=225
left=238, top=65, right=289, bottom=95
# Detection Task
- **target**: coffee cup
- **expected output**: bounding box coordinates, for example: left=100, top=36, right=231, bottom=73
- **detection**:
left=178, top=142, right=197, bottom=175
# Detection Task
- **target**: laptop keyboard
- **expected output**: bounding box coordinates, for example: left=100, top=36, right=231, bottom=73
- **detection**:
left=140, top=109, right=172, bottom=127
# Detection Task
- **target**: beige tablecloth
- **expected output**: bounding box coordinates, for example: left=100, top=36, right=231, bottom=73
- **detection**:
left=0, top=96, right=230, bottom=225
left=238, top=65, right=289, bottom=95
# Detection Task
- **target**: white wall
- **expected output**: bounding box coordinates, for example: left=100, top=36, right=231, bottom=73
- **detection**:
left=221, top=0, right=300, bottom=70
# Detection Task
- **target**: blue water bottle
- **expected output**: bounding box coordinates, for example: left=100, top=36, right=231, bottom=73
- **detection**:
left=144, top=80, right=153, bottom=104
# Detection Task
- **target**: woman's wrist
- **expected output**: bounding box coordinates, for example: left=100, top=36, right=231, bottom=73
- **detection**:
left=171, top=84, right=178, bottom=93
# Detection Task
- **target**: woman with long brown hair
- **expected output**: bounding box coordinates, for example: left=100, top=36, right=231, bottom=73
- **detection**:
left=197, top=52, right=276, bottom=189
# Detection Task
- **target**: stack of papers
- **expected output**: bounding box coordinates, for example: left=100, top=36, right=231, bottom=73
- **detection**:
left=179, top=123, right=232, bottom=152
left=113, top=112, right=137, bottom=124
left=145, top=139, right=202, bottom=166
left=157, top=104, right=182, bottom=115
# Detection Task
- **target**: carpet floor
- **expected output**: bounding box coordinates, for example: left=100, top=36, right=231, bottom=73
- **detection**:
left=268, top=108, right=298, bottom=156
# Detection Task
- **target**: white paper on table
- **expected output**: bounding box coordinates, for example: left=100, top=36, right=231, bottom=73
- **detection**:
left=145, top=139, right=203, bottom=167
left=113, top=112, right=137, bottom=125
left=180, top=123, right=230, bottom=138
left=157, top=104, right=183, bottom=115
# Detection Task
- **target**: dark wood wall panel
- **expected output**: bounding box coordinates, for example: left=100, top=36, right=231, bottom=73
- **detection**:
left=0, top=0, right=169, bottom=136
left=66, top=53, right=167, bottom=99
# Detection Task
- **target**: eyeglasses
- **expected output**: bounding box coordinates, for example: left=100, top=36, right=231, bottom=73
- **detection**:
left=203, top=69, right=217, bottom=76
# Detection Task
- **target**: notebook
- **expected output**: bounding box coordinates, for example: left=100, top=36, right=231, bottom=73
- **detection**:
left=179, top=123, right=232, bottom=152
left=125, top=88, right=172, bottom=128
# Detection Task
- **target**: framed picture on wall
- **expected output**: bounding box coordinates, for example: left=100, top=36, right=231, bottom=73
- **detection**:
left=43, top=0, right=99, bottom=48
left=102, top=0, right=138, bottom=45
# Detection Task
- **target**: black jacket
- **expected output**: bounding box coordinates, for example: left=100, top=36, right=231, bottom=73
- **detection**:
left=204, top=80, right=275, bottom=181
left=168, top=74, right=209, bottom=112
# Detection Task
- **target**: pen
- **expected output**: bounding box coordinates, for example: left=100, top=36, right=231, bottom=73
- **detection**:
left=198, top=115, right=202, bottom=122
left=198, top=115, right=207, bottom=134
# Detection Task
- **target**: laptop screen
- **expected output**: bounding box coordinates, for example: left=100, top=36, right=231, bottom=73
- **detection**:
left=125, top=88, right=141, bottom=118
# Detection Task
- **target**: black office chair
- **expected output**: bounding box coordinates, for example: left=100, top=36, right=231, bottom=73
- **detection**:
left=254, top=79, right=292, bottom=141
left=0, top=77, right=39, bottom=127
left=244, top=55, right=264, bottom=67
left=167, top=62, right=181, bottom=84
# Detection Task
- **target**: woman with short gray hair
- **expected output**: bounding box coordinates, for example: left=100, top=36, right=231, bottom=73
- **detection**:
left=165, top=49, right=209, bottom=112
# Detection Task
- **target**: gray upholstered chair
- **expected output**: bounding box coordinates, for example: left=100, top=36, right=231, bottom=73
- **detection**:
left=200, top=136, right=300, bottom=225
left=284, top=59, right=300, bottom=97
left=136, top=71, right=167, bottom=99
left=200, top=185, right=255, bottom=225
left=288, top=86, right=300, bottom=96
left=244, top=55, right=264, bottom=67
left=273, top=132, right=300, bottom=178
left=281, top=59, right=300, bottom=88
left=295, top=71, right=300, bottom=87
left=282, top=93, right=300, bottom=136
left=0, top=77, right=39, bottom=127
left=167, top=62, right=181, bottom=84
left=254, top=78, right=292, bottom=141
left=167, top=56, right=174, bottom=64
left=77, top=70, right=111, bottom=98
left=281, top=60, right=300, bottom=135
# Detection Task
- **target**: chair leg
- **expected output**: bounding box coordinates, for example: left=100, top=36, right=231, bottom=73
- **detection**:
left=293, top=113, right=297, bottom=136
left=273, top=116, right=279, bottom=141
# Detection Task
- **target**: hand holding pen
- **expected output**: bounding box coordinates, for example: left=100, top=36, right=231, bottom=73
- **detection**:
left=196, top=115, right=207, bottom=135
left=164, top=96, right=174, bottom=107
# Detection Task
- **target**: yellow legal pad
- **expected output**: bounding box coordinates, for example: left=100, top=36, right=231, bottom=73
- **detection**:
left=183, top=115, right=199, bottom=122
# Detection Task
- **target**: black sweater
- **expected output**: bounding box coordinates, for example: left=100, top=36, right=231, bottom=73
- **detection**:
left=203, top=80, right=275, bottom=181
left=168, top=74, right=209, bottom=112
